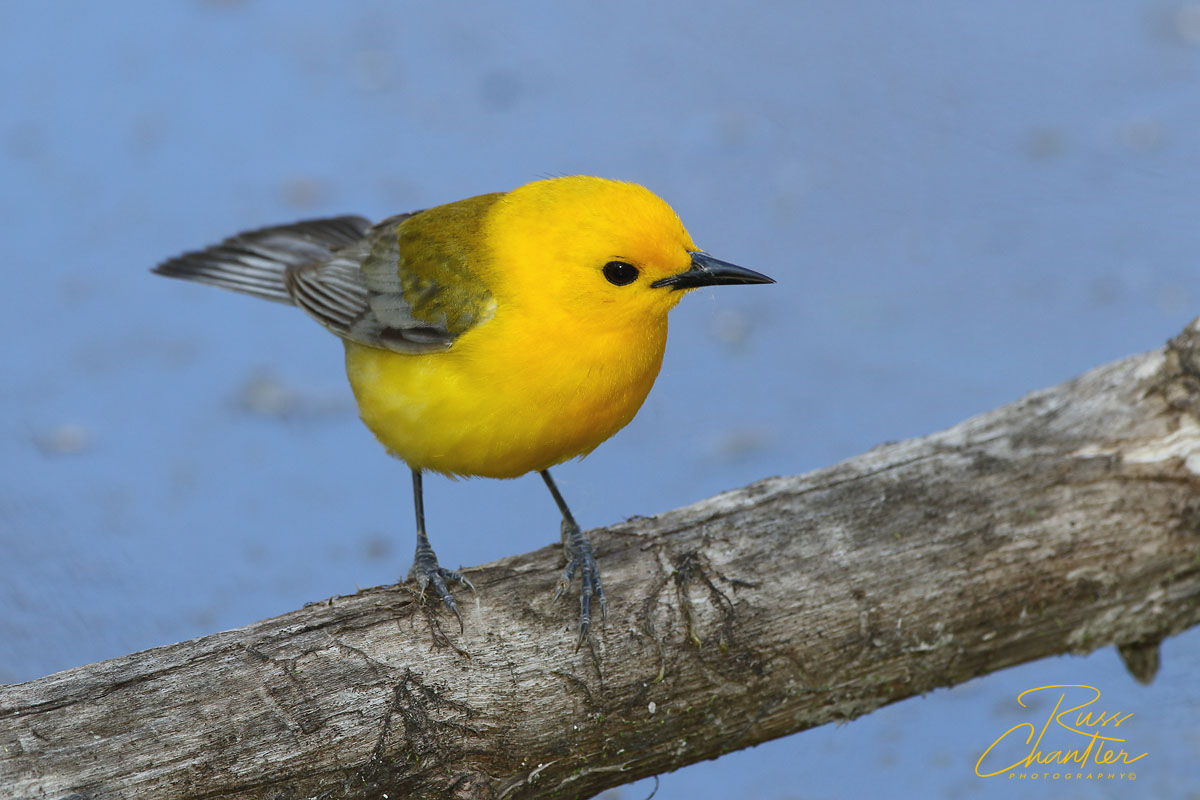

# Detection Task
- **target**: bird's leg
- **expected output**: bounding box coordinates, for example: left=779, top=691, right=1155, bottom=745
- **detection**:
left=541, top=469, right=607, bottom=647
left=407, top=468, right=473, bottom=626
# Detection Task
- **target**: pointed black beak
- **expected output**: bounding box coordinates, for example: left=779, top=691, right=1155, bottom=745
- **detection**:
left=650, top=251, right=775, bottom=291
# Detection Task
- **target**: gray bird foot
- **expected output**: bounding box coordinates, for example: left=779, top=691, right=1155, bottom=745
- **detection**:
left=409, top=540, right=474, bottom=629
left=554, top=519, right=607, bottom=649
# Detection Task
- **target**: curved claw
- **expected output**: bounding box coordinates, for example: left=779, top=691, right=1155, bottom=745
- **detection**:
left=409, top=548, right=474, bottom=631
left=555, top=520, right=607, bottom=649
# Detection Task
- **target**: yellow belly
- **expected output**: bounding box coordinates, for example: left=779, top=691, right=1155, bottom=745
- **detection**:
left=343, top=313, right=668, bottom=478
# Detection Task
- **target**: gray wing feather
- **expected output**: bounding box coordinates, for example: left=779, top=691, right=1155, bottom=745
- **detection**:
left=157, top=213, right=460, bottom=354
left=154, top=216, right=372, bottom=305
left=286, top=213, right=457, bottom=353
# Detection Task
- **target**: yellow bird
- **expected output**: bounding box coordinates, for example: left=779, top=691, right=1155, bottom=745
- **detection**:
left=154, top=176, right=772, bottom=643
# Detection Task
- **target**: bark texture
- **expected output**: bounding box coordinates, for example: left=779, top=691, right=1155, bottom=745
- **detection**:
left=4, top=319, right=1200, bottom=800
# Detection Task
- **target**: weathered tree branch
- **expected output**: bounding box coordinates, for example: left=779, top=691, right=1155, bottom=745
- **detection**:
left=4, top=318, right=1200, bottom=800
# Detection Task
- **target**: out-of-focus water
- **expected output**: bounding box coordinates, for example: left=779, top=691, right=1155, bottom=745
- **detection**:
left=2, top=3, right=1197, bottom=797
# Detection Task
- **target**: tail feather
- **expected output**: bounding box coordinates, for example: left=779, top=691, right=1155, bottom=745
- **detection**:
left=153, top=215, right=372, bottom=305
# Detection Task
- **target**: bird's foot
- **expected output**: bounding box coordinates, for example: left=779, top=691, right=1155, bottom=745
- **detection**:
left=408, top=541, right=474, bottom=630
left=554, top=520, right=607, bottom=649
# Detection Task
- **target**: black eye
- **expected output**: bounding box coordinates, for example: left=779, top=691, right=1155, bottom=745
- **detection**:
left=603, top=261, right=639, bottom=286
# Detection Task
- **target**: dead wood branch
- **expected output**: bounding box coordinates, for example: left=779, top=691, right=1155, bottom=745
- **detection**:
left=4, top=318, right=1200, bottom=800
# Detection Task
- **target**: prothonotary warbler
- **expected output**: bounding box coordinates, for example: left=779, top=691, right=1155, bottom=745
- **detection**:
left=154, top=175, right=773, bottom=644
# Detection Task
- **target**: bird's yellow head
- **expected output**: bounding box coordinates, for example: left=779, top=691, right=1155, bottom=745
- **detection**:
left=483, top=176, right=770, bottom=330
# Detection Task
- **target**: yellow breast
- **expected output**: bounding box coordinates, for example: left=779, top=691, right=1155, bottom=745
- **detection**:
left=344, top=306, right=669, bottom=478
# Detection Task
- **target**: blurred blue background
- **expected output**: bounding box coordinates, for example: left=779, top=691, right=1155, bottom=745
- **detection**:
left=2, top=1, right=1198, bottom=797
